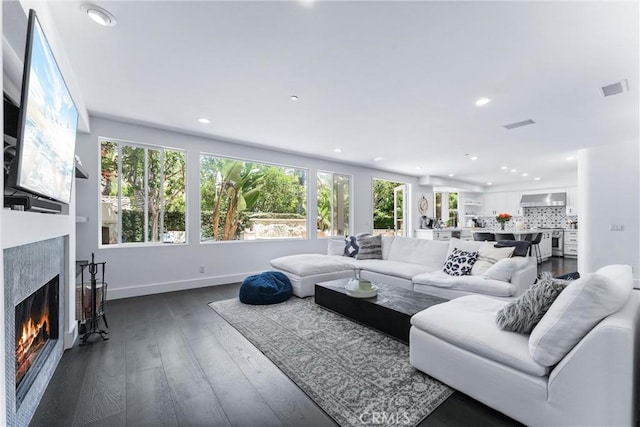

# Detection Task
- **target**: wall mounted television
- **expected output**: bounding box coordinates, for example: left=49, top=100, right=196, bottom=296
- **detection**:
left=7, top=9, right=78, bottom=206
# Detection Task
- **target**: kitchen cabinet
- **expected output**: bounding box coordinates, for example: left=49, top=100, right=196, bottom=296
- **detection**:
left=433, top=230, right=451, bottom=241
left=564, top=230, right=578, bottom=258
left=483, top=191, right=522, bottom=216
left=483, top=193, right=503, bottom=216
left=414, top=229, right=434, bottom=240
left=566, top=186, right=579, bottom=215
left=415, top=229, right=473, bottom=241
left=540, top=231, right=553, bottom=260
left=504, top=192, right=523, bottom=216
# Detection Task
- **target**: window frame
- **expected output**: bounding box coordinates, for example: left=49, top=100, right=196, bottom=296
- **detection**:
left=198, top=151, right=310, bottom=244
left=98, top=137, right=188, bottom=248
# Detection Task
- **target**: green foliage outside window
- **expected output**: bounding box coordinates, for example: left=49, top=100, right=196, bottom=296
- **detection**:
left=100, top=140, right=186, bottom=245
left=373, top=179, right=403, bottom=230
left=200, top=156, right=307, bottom=241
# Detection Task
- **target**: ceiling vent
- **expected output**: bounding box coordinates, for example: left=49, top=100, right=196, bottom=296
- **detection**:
left=601, top=79, right=629, bottom=97
left=503, top=119, right=536, bottom=130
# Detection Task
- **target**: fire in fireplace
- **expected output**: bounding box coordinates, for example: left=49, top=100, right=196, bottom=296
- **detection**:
left=14, top=275, right=59, bottom=404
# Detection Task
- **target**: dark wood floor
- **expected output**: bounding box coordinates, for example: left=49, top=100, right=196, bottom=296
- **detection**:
left=31, top=257, right=576, bottom=427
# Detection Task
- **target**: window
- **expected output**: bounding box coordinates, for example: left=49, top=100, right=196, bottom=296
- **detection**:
left=100, top=140, right=186, bottom=245
left=434, top=191, right=458, bottom=227
left=317, top=172, right=350, bottom=237
left=200, top=155, right=307, bottom=241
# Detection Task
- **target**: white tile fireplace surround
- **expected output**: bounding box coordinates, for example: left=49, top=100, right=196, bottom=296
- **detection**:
left=3, top=237, right=66, bottom=426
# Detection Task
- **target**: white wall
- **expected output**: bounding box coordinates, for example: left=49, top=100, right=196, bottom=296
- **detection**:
left=578, top=140, right=639, bottom=285
left=75, top=116, right=431, bottom=299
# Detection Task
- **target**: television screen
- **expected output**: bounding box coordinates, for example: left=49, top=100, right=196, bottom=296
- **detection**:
left=11, top=9, right=78, bottom=205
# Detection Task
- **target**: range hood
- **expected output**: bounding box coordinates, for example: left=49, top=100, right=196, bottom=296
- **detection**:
left=520, top=192, right=566, bottom=207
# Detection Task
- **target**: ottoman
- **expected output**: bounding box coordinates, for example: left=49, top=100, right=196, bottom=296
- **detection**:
left=239, top=271, right=293, bottom=305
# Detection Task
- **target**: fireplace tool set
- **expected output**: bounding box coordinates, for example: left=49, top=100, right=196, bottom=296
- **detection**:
left=78, top=253, right=109, bottom=344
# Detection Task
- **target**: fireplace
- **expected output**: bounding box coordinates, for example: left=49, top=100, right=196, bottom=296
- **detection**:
left=15, top=275, right=59, bottom=407
left=4, top=237, right=66, bottom=426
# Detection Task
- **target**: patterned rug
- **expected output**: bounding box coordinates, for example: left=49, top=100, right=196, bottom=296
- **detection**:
left=209, top=297, right=452, bottom=427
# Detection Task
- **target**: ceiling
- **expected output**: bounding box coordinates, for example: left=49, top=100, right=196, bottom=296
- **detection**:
left=14, top=1, right=640, bottom=187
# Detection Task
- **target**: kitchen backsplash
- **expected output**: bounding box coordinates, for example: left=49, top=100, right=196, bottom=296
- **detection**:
left=479, top=207, right=578, bottom=230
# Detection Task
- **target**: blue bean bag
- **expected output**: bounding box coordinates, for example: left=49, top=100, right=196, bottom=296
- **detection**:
left=239, top=271, right=293, bottom=305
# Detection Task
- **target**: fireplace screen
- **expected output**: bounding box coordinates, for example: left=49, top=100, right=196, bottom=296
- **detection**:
left=15, top=275, right=59, bottom=394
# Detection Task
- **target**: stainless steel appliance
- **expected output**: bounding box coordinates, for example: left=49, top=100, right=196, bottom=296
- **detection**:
left=540, top=228, right=564, bottom=256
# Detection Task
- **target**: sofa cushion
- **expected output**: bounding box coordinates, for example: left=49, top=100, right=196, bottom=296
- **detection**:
left=496, top=273, right=568, bottom=334
left=327, top=239, right=345, bottom=256
left=482, top=256, right=530, bottom=282
left=270, top=254, right=354, bottom=276
left=354, top=259, right=435, bottom=280
left=411, top=295, right=549, bottom=376
left=471, top=243, right=515, bottom=275
left=381, top=236, right=394, bottom=260
left=443, top=249, right=478, bottom=276
left=356, top=234, right=383, bottom=260
left=413, top=270, right=516, bottom=297
left=387, top=236, right=449, bottom=270
left=529, top=265, right=633, bottom=366
left=446, top=238, right=483, bottom=257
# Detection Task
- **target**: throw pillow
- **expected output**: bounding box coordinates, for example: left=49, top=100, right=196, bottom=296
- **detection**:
left=355, top=234, right=383, bottom=260
left=443, top=248, right=478, bottom=276
left=495, top=273, right=568, bottom=334
left=344, top=236, right=359, bottom=257
left=494, top=240, right=531, bottom=257
left=482, top=256, right=530, bottom=282
left=471, top=243, right=515, bottom=276
left=529, top=265, right=633, bottom=367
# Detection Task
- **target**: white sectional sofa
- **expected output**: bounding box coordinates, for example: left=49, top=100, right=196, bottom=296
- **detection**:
left=270, top=236, right=537, bottom=299
left=409, top=264, right=639, bottom=426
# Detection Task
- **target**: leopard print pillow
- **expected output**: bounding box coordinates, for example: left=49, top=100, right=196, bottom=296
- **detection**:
left=443, top=248, right=478, bottom=276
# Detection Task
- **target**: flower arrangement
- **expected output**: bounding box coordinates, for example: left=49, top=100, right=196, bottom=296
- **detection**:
left=496, top=213, right=512, bottom=223
left=496, top=213, right=512, bottom=230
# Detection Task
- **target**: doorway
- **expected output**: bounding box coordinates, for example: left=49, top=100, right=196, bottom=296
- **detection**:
left=373, top=178, right=408, bottom=236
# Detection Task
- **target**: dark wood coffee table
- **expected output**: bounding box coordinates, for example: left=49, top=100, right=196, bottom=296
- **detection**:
left=314, top=279, right=447, bottom=343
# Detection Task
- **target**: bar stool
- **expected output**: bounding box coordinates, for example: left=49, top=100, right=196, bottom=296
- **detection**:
left=528, top=232, right=543, bottom=276
left=473, top=232, right=495, bottom=241
left=494, top=232, right=516, bottom=241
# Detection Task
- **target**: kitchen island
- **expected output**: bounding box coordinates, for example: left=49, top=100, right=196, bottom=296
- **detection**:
left=414, top=228, right=553, bottom=260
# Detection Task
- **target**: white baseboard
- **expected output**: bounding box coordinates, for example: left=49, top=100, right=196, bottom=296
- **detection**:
left=64, top=323, right=77, bottom=349
left=107, top=272, right=262, bottom=300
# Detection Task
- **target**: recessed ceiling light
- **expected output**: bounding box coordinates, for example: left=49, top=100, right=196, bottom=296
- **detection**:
left=81, top=4, right=117, bottom=27
left=197, top=117, right=211, bottom=124
left=510, top=169, right=517, bottom=173
left=566, top=156, right=575, bottom=161
left=415, top=167, right=422, bottom=170
left=470, top=156, right=479, bottom=161
left=487, top=182, right=493, bottom=186
left=500, top=166, right=508, bottom=170
left=333, top=148, right=342, bottom=153
left=290, top=95, right=299, bottom=101
left=448, top=173, right=455, bottom=177
left=521, top=173, right=529, bottom=177
left=475, top=97, right=492, bottom=106
left=372, top=156, right=384, bottom=162
left=534, top=177, right=541, bottom=181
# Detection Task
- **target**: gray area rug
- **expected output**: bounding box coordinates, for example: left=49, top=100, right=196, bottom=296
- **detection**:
left=209, top=297, right=453, bottom=427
